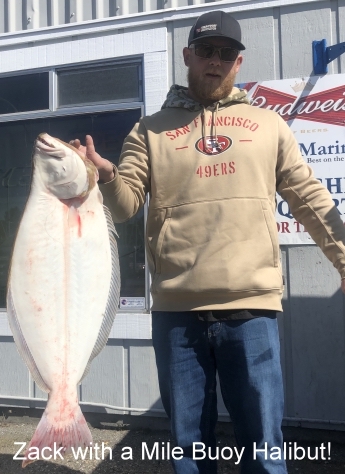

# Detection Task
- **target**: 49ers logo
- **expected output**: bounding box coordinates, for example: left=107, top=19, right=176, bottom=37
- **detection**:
left=195, top=135, right=232, bottom=155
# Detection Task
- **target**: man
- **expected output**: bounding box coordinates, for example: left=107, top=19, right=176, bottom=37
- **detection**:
left=72, top=11, right=345, bottom=474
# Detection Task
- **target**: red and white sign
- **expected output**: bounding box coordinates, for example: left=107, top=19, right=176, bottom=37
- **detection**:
left=241, top=75, right=345, bottom=245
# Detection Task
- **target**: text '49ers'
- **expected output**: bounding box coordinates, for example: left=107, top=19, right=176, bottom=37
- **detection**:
left=196, top=162, right=236, bottom=178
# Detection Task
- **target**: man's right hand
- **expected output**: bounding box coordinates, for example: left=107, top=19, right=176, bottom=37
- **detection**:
left=70, top=135, right=115, bottom=183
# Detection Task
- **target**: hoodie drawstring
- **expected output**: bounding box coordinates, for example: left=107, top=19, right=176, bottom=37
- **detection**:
left=202, top=102, right=221, bottom=154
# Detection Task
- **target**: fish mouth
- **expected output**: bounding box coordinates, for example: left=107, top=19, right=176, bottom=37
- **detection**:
left=37, top=135, right=55, bottom=147
left=35, top=134, right=58, bottom=153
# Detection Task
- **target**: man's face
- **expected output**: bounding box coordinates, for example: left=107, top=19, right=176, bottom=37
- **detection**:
left=183, top=37, right=243, bottom=106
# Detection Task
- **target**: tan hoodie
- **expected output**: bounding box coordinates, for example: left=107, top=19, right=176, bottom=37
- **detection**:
left=101, top=85, right=345, bottom=312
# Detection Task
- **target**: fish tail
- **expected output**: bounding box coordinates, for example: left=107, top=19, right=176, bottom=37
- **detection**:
left=22, top=403, right=92, bottom=468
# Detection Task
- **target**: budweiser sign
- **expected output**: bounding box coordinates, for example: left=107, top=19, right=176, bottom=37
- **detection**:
left=249, top=84, right=345, bottom=126
left=238, top=75, right=345, bottom=246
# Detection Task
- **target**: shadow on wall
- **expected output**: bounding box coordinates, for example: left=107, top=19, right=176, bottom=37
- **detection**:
left=279, top=280, right=345, bottom=424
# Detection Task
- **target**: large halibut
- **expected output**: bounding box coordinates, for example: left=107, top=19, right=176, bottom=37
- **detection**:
left=7, top=133, right=120, bottom=467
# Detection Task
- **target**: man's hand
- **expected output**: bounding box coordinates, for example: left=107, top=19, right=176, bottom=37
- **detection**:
left=70, top=135, right=115, bottom=183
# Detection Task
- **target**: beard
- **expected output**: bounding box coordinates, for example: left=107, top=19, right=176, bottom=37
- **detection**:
left=187, top=66, right=236, bottom=103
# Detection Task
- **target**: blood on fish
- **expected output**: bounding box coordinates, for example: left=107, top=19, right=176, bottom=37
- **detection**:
left=25, top=249, right=35, bottom=273
left=60, top=199, right=84, bottom=238
left=76, top=213, right=82, bottom=238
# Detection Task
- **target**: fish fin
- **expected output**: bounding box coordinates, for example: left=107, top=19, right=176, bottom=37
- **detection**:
left=22, top=398, right=92, bottom=468
left=6, top=286, right=50, bottom=393
left=79, top=206, right=121, bottom=382
left=103, top=204, right=119, bottom=238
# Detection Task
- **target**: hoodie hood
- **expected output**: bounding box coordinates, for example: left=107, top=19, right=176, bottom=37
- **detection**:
left=161, top=84, right=250, bottom=111
left=161, top=85, right=250, bottom=155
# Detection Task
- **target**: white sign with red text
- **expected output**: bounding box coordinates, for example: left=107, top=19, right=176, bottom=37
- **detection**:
left=239, top=75, right=345, bottom=245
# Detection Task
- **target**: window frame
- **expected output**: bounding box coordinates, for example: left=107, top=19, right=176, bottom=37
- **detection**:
left=0, top=58, right=151, bottom=314
left=0, top=57, right=144, bottom=120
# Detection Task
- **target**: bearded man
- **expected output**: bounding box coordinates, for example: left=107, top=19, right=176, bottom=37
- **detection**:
left=72, top=11, right=345, bottom=474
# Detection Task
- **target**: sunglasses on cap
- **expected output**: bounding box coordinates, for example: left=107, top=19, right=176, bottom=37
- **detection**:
left=189, top=43, right=239, bottom=62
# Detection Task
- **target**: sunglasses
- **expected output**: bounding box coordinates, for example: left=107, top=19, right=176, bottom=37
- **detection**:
left=189, top=43, right=239, bottom=62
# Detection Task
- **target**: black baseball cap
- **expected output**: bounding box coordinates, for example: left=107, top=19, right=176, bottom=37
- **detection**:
left=188, top=11, right=245, bottom=51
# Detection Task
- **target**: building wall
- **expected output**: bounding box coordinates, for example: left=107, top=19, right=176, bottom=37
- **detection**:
left=0, top=1, right=226, bottom=32
left=0, top=1, right=345, bottom=429
left=2, top=245, right=345, bottom=428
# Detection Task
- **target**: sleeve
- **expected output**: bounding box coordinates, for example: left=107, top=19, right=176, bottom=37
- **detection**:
left=99, top=118, right=151, bottom=223
left=276, top=116, right=345, bottom=278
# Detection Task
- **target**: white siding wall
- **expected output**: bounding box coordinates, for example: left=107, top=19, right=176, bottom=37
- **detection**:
left=0, top=0, right=219, bottom=32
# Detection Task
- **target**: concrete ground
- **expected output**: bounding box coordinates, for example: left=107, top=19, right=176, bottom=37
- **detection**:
left=1, top=409, right=345, bottom=473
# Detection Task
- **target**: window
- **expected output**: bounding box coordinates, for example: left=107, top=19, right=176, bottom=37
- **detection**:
left=0, top=73, right=49, bottom=115
left=0, top=60, right=147, bottom=311
left=58, top=63, right=142, bottom=108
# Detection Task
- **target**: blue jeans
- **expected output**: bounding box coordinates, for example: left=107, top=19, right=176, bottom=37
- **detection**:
left=152, top=311, right=287, bottom=474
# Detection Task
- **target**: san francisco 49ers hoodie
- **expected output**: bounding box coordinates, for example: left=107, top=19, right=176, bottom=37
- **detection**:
left=100, top=85, right=345, bottom=312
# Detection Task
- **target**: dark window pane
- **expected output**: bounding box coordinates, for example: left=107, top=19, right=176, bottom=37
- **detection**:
left=0, top=108, right=144, bottom=309
left=0, top=73, right=49, bottom=114
left=58, top=64, right=141, bottom=108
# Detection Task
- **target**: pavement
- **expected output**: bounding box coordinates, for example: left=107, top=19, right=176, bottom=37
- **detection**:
left=1, top=408, right=345, bottom=473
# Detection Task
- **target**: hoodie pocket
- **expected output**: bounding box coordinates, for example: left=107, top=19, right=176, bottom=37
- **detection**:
left=155, top=207, right=172, bottom=274
left=149, top=198, right=282, bottom=294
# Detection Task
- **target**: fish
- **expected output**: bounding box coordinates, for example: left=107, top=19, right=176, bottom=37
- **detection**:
left=6, top=133, right=120, bottom=467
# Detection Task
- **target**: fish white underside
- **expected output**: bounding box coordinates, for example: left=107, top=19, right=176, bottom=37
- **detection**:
left=7, top=177, right=120, bottom=394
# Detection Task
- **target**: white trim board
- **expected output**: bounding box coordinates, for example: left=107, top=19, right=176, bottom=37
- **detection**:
left=0, top=313, right=152, bottom=340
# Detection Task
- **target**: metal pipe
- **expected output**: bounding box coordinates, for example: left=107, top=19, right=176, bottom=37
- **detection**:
left=282, top=416, right=345, bottom=427
left=0, top=395, right=165, bottom=414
